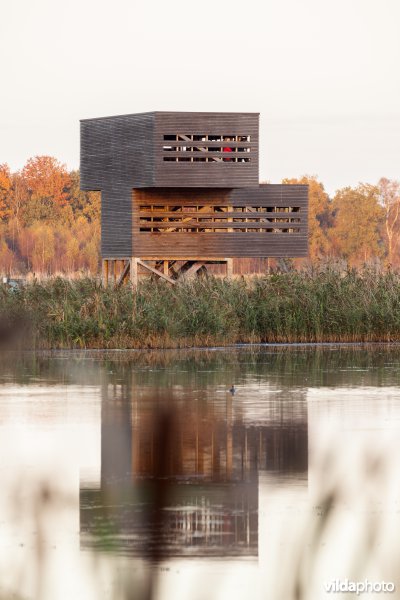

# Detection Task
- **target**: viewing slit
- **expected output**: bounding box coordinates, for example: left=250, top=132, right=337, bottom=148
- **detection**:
left=162, top=134, right=252, bottom=163
left=138, top=205, right=303, bottom=233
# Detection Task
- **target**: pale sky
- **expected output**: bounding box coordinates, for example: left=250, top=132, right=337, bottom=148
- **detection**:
left=1, top=0, right=399, bottom=195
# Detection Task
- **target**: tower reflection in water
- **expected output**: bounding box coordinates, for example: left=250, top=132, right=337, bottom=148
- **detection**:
left=80, top=362, right=307, bottom=559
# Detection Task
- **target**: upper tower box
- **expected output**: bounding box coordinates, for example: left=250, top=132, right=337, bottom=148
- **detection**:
left=80, top=111, right=259, bottom=189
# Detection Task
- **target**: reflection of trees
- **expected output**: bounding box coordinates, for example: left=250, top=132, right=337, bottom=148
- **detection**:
left=3, top=345, right=400, bottom=388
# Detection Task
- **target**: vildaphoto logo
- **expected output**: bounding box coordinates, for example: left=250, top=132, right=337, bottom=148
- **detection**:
left=324, top=579, right=395, bottom=595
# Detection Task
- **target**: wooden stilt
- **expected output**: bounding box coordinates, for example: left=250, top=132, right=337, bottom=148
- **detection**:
left=103, top=259, right=109, bottom=287
left=130, top=257, right=138, bottom=287
left=226, top=258, right=233, bottom=278
left=180, top=262, right=206, bottom=278
left=106, top=257, right=235, bottom=286
left=112, top=260, right=117, bottom=286
left=163, top=260, right=169, bottom=276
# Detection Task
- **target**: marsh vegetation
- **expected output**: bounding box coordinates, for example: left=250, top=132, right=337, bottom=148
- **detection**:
left=2, top=266, right=400, bottom=348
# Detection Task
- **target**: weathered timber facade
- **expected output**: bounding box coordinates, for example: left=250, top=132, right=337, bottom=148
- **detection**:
left=80, top=111, right=308, bottom=282
left=133, top=185, right=308, bottom=258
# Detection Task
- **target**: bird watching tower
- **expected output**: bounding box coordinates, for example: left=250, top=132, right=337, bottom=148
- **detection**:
left=80, top=111, right=308, bottom=284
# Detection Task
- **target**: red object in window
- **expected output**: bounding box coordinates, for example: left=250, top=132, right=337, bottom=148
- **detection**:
left=223, top=147, right=233, bottom=162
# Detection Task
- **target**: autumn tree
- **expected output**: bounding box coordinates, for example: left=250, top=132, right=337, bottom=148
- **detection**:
left=0, top=164, right=12, bottom=220
left=68, top=170, right=100, bottom=224
left=330, top=184, right=384, bottom=264
left=28, top=223, right=55, bottom=274
left=21, top=156, right=71, bottom=225
left=378, top=178, right=400, bottom=266
left=282, top=175, right=332, bottom=261
left=17, top=227, right=36, bottom=272
left=0, top=239, right=18, bottom=274
left=0, top=159, right=103, bottom=276
left=5, top=172, right=28, bottom=233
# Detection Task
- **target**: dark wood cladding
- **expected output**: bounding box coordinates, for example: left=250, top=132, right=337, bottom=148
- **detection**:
left=81, top=113, right=155, bottom=257
left=80, top=112, right=155, bottom=190
left=132, top=185, right=308, bottom=258
left=80, top=111, right=258, bottom=190
left=80, top=111, right=308, bottom=260
left=101, top=189, right=132, bottom=257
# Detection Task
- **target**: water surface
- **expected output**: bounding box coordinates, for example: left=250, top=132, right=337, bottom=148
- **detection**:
left=1, top=346, right=400, bottom=599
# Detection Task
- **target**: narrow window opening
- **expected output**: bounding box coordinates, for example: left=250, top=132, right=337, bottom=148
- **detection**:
left=138, top=205, right=302, bottom=232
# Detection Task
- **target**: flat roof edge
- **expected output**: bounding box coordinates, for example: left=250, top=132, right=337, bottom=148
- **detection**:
left=80, top=111, right=260, bottom=122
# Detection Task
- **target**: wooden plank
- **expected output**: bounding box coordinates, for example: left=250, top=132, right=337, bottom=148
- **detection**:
left=164, top=140, right=253, bottom=148
left=133, top=186, right=307, bottom=209
left=137, top=260, right=176, bottom=284
left=135, top=232, right=308, bottom=259
left=116, top=260, right=130, bottom=287
left=161, top=151, right=251, bottom=159
left=162, top=205, right=214, bottom=233
left=138, top=221, right=305, bottom=230
left=163, top=260, right=169, bottom=276
left=130, top=258, right=138, bottom=286
left=138, top=211, right=301, bottom=219
left=178, top=262, right=206, bottom=278
left=140, top=257, right=228, bottom=261
left=226, top=258, right=233, bottom=278
left=102, top=259, right=109, bottom=287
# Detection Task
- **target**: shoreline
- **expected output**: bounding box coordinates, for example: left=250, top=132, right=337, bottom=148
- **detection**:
left=4, top=340, right=400, bottom=357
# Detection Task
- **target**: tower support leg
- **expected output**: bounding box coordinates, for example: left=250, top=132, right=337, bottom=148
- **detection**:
left=102, top=259, right=109, bottom=287
left=226, top=258, right=233, bottom=278
left=130, top=257, right=138, bottom=287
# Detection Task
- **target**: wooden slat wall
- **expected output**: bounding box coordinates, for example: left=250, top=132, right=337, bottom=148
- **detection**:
left=155, top=112, right=259, bottom=188
left=80, top=112, right=156, bottom=190
left=132, top=185, right=308, bottom=258
left=80, top=111, right=259, bottom=191
left=208, top=258, right=271, bottom=275
left=80, top=113, right=155, bottom=257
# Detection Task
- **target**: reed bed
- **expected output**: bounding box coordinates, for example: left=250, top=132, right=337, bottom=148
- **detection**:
left=2, top=266, right=400, bottom=349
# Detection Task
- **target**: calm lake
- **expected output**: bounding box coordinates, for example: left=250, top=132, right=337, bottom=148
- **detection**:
left=1, top=346, right=400, bottom=600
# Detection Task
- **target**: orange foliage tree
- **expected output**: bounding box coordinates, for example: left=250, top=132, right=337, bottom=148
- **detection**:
left=330, top=184, right=384, bottom=264
left=0, top=164, right=12, bottom=221
left=21, top=156, right=71, bottom=220
left=282, top=175, right=332, bottom=260
left=0, top=161, right=100, bottom=275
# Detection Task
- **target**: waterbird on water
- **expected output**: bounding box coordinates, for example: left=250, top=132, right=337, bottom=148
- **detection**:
left=229, top=385, right=236, bottom=395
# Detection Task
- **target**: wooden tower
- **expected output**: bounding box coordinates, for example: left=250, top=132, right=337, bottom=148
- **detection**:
left=80, top=111, right=308, bottom=284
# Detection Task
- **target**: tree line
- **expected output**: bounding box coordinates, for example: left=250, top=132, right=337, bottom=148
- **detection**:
left=0, top=156, right=100, bottom=274
left=283, top=175, right=400, bottom=267
left=0, top=156, right=399, bottom=275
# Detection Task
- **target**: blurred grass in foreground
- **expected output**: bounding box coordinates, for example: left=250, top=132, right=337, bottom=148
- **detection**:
left=2, top=265, right=400, bottom=349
